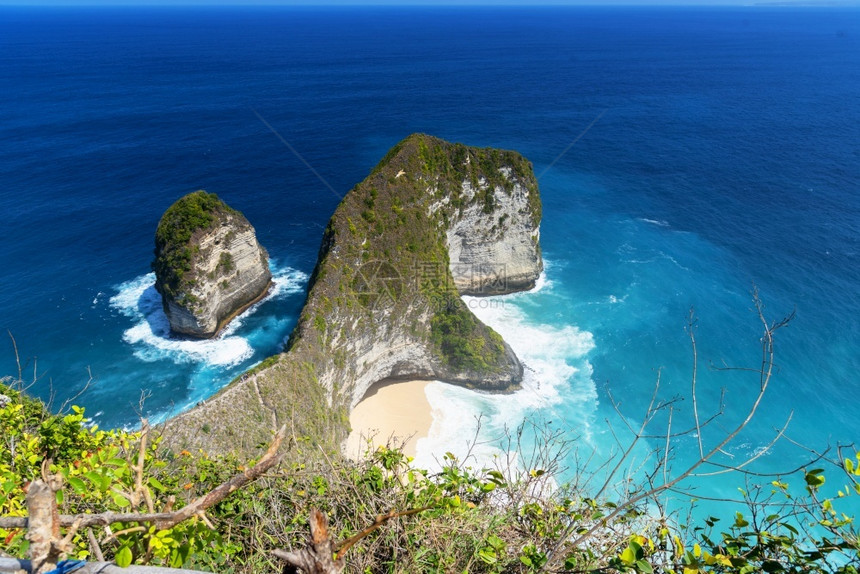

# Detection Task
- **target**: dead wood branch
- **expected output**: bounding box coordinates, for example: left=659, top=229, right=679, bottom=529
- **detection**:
left=273, top=506, right=432, bottom=574
left=334, top=506, right=430, bottom=559
left=25, top=480, right=61, bottom=574
left=272, top=509, right=344, bottom=574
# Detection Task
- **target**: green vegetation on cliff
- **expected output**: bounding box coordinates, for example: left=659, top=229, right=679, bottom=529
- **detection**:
left=152, top=190, right=237, bottom=299
left=3, top=378, right=860, bottom=573
left=303, top=133, right=537, bottom=375
left=429, top=300, right=508, bottom=373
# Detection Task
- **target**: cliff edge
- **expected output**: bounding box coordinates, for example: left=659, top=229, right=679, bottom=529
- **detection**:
left=152, top=191, right=272, bottom=339
left=165, top=135, right=542, bottom=455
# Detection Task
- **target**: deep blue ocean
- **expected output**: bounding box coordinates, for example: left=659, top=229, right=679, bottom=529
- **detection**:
left=1, top=6, right=858, bottom=517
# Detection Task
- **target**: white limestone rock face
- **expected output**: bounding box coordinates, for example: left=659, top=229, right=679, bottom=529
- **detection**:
left=447, top=171, right=542, bottom=295
left=153, top=191, right=272, bottom=339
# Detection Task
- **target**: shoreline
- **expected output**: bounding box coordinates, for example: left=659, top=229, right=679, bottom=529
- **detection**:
left=212, top=278, right=275, bottom=338
left=345, top=379, right=433, bottom=460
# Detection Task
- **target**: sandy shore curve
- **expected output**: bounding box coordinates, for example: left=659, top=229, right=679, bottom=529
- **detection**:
left=345, top=379, right=432, bottom=459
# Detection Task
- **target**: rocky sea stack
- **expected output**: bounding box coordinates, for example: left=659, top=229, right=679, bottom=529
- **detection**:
left=152, top=191, right=272, bottom=339
left=166, top=135, right=542, bottom=455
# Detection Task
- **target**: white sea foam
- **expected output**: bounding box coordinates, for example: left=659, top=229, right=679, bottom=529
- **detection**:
left=109, top=265, right=307, bottom=368
left=530, top=268, right=551, bottom=293
left=638, top=217, right=669, bottom=228
left=412, top=287, right=597, bottom=474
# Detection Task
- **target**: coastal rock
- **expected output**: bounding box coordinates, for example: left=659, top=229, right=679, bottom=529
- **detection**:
left=446, top=168, right=542, bottom=295
left=152, top=191, right=272, bottom=339
left=165, top=135, right=542, bottom=455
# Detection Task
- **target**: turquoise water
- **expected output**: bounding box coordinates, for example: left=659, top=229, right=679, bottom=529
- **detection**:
left=1, top=6, right=857, bottom=518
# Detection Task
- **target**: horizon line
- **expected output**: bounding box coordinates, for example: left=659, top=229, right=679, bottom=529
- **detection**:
left=2, top=1, right=859, bottom=6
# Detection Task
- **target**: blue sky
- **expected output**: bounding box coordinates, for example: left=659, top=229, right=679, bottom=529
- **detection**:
left=3, top=0, right=856, bottom=5
left=0, top=0, right=829, bottom=5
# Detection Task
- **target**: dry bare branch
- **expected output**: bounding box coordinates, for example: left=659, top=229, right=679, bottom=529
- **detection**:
left=273, top=506, right=431, bottom=574
left=272, top=509, right=344, bottom=574
left=541, top=295, right=796, bottom=571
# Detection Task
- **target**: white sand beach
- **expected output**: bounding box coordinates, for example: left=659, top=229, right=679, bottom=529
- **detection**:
left=345, top=379, right=432, bottom=459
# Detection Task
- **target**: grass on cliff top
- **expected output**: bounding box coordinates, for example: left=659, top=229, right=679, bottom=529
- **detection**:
left=152, top=190, right=238, bottom=298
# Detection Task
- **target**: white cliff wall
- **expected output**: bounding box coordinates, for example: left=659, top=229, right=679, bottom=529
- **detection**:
left=447, top=170, right=542, bottom=295
left=164, top=215, right=272, bottom=338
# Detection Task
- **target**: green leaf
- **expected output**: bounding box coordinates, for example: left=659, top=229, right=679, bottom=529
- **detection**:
left=477, top=548, right=498, bottom=564
left=805, top=470, right=826, bottom=487
left=170, top=544, right=191, bottom=569
left=619, top=546, right=636, bottom=564
left=487, top=534, right=505, bottom=551
left=762, top=559, right=784, bottom=572
left=148, top=477, right=166, bottom=492
left=84, top=470, right=110, bottom=492
left=68, top=477, right=86, bottom=494
left=487, top=470, right=506, bottom=485
left=635, top=559, right=654, bottom=573
left=115, top=546, right=133, bottom=568
left=111, top=491, right=130, bottom=508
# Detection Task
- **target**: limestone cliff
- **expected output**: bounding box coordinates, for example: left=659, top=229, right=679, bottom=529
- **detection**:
left=152, top=191, right=272, bottom=339
left=165, top=135, right=542, bottom=456
left=446, top=165, right=542, bottom=295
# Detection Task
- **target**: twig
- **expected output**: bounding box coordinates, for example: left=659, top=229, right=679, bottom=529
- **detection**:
left=334, top=506, right=431, bottom=559
left=688, top=309, right=704, bottom=459
left=57, top=368, right=96, bottom=415
left=152, top=424, right=285, bottom=530
left=541, top=294, right=794, bottom=571
left=272, top=506, right=432, bottom=574
left=86, top=527, right=105, bottom=562
left=8, top=330, right=22, bottom=383
left=101, top=526, right=147, bottom=546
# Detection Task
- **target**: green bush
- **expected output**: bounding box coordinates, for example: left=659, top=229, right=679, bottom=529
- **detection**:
left=3, top=378, right=860, bottom=573
left=430, top=296, right=507, bottom=373
left=0, top=380, right=231, bottom=569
